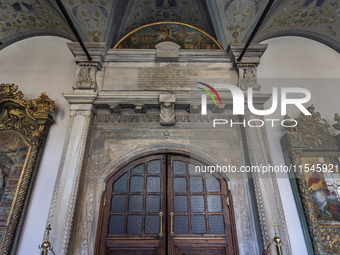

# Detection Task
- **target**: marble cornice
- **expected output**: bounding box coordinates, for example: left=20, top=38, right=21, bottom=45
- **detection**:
left=66, top=42, right=232, bottom=63
left=228, top=43, right=268, bottom=67
left=67, top=42, right=108, bottom=67
left=62, top=90, right=272, bottom=106
left=105, top=49, right=231, bottom=63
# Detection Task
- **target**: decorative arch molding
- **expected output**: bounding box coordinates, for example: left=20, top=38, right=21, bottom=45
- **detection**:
left=0, top=31, right=75, bottom=51
left=113, top=21, right=223, bottom=50
left=255, top=31, right=340, bottom=54
left=101, top=143, right=231, bottom=182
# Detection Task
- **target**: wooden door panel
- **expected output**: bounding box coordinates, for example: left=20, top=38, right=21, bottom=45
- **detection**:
left=167, top=155, right=238, bottom=254
left=173, top=238, right=228, bottom=255
left=175, top=248, right=225, bottom=255
left=95, top=154, right=238, bottom=255
left=95, top=155, right=167, bottom=255
left=108, top=248, right=158, bottom=255
left=107, top=239, right=161, bottom=255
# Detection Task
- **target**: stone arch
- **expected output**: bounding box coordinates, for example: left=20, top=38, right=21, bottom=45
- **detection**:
left=101, top=143, right=233, bottom=182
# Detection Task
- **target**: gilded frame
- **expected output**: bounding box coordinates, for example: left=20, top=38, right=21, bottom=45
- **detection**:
left=281, top=106, right=340, bottom=254
left=0, top=84, right=54, bottom=254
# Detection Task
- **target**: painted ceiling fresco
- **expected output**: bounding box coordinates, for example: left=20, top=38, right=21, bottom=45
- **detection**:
left=0, top=0, right=339, bottom=52
left=255, top=0, right=340, bottom=49
left=62, top=0, right=115, bottom=42
left=216, top=0, right=268, bottom=44
left=0, top=0, right=73, bottom=47
left=122, top=0, right=211, bottom=36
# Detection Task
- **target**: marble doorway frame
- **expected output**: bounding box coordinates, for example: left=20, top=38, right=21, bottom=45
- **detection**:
left=45, top=42, right=292, bottom=255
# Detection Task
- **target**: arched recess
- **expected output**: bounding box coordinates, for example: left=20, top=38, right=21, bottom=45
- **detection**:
left=94, top=152, right=239, bottom=255
left=113, top=21, right=223, bottom=49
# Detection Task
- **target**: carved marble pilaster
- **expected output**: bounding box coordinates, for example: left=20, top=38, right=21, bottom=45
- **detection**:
left=47, top=44, right=104, bottom=251
left=229, top=180, right=259, bottom=255
left=243, top=113, right=293, bottom=255
left=228, top=44, right=267, bottom=90
left=46, top=104, right=95, bottom=255
left=159, top=93, right=176, bottom=126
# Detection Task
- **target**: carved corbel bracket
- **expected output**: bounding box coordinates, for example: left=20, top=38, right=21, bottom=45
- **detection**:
left=159, top=93, right=176, bottom=126
left=187, top=105, right=200, bottom=114
left=108, top=104, right=122, bottom=113
left=134, top=104, right=147, bottom=113
left=211, top=105, right=225, bottom=114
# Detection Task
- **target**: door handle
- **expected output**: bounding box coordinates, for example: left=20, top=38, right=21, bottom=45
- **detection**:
left=159, top=212, right=163, bottom=237
left=170, top=212, right=174, bottom=236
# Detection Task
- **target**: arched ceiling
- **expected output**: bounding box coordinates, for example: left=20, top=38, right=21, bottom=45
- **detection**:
left=0, top=0, right=339, bottom=52
left=0, top=0, right=75, bottom=49
left=254, top=0, right=340, bottom=51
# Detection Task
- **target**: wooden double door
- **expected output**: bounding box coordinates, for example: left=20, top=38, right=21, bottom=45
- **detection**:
left=95, top=154, right=238, bottom=255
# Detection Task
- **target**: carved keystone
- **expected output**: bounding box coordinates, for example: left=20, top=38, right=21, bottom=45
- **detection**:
left=159, top=93, right=176, bottom=126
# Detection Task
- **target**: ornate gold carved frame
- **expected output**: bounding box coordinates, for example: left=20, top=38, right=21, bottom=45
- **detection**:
left=0, top=84, right=54, bottom=254
left=281, top=106, right=340, bottom=254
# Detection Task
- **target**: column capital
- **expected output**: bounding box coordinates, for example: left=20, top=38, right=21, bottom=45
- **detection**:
left=67, top=42, right=108, bottom=68
left=67, top=43, right=108, bottom=91
left=228, top=43, right=267, bottom=90
left=227, top=43, right=268, bottom=67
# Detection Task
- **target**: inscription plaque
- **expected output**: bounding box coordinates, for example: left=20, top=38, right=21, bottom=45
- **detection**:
left=137, top=67, right=192, bottom=90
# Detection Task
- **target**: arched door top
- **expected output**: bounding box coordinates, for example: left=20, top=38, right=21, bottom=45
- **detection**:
left=95, top=153, right=238, bottom=255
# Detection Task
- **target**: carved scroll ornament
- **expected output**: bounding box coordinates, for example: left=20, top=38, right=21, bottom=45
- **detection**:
left=0, top=84, right=55, bottom=146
